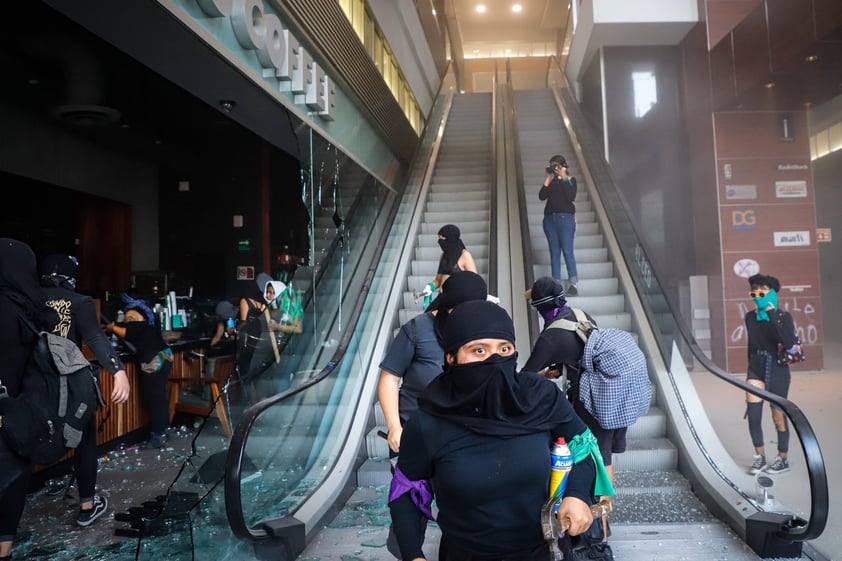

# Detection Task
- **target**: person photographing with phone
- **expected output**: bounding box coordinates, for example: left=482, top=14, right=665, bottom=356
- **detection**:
left=539, top=155, right=579, bottom=296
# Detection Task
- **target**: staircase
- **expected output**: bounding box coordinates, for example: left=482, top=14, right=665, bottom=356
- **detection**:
left=513, top=89, right=700, bottom=525
left=357, top=92, right=494, bottom=487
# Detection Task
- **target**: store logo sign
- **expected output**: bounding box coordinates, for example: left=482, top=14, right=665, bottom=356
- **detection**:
left=773, top=231, right=810, bottom=247
left=731, top=209, right=756, bottom=230
left=775, top=180, right=807, bottom=198
left=195, top=0, right=335, bottom=120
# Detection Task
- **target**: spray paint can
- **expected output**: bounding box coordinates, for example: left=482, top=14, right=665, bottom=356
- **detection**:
left=549, top=437, right=573, bottom=513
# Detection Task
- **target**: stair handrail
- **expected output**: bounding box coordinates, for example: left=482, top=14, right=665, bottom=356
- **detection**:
left=224, top=66, right=458, bottom=544
left=545, top=57, right=828, bottom=543
left=505, top=59, right=539, bottom=343
left=487, top=60, right=498, bottom=295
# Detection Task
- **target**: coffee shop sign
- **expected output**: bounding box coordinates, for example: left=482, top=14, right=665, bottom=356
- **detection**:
left=195, top=0, right=335, bottom=121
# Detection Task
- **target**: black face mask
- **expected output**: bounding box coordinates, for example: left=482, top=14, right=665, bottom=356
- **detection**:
left=419, top=353, right=574, bottom=436
left=438, top=239, right=448, bottom=251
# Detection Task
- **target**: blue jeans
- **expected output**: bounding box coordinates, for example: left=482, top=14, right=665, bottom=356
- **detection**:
left=543, top=213, right=577, bottom=284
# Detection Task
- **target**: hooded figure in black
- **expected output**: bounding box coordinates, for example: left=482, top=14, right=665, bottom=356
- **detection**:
left=40, top=254, right=130, bottom=527
left=389, top=300, right=612, bottom=561
left=0, top=239, right=49, bottom=558
left=419, top=224, right=478, bottom=311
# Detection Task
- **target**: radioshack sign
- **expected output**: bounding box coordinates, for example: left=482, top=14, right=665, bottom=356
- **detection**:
left=195, top=0, right=335, bottom=120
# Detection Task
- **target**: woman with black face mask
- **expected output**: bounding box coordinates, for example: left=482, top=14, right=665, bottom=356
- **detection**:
left=418, top=224, right=477, bottom=310
left=388, top=300, right=613, bottom=561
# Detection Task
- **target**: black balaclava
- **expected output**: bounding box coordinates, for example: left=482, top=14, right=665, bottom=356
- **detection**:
left=40, top=254, right=79, bottom=290
left=0, top=238, right=47, bottom=322
left=437, top=224, right=466, bottom=272
left=430, top=270, right=489, bottom=337
left=418, top=300, right=576, bottom=437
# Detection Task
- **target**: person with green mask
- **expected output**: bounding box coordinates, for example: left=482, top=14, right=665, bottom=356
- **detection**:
left=744, top=273, right=798, bottom=475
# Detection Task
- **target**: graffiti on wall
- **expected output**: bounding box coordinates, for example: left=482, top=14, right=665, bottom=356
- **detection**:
left=730, top=298, right=819, bottom=345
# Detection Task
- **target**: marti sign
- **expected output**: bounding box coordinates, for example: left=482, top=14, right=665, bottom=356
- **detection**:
left=195, top=0, right=335, bottom=120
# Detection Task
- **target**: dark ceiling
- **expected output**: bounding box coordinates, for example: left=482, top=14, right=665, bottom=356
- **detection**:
left=0, top=1, right=253, bottom=171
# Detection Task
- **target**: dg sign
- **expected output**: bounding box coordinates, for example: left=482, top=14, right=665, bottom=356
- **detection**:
left=732, top=209, right=756, bottom=231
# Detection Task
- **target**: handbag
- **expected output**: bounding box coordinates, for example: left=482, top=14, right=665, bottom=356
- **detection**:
left=775, top=313, right=805, bottom=366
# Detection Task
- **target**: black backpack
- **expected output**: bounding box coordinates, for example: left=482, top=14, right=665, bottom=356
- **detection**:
left=0, top=313, right=105, bottom=465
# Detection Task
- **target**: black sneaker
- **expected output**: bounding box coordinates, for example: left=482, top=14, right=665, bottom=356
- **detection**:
left=748, top=454, right=767, bottom=474
left=764, top=456, right=790, bottom=474
left=77, top=495, right=108, bottom=527
left=566, top=284, right=578, bottom=297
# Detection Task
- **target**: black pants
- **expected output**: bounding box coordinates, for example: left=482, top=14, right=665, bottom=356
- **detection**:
left=72, top=416, right=98, bottom=503
left=138, top=360, right=171, bottom=434
left=0, top=435, right=32, bottom=541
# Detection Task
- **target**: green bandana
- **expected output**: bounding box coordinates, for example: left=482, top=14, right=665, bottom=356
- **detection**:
left=568, top=429, right=615, bottom=497
left=753, top=289, right=778, bottom=322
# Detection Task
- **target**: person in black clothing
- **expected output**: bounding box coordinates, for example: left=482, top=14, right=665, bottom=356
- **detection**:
left=106, top=294, right=172, bottom=448
left=39, top=254, right=131, bottom=527
left=0, top=239, right=51, bottom=560
left=522, top=277, right=626, bottom=487
left=418, top=224, right=478, bottom=310
left=389, top=300, right=613, bottom=561
left=744, top=273, right=798, bottom=475
left=539, top=155, right=579, bottom=296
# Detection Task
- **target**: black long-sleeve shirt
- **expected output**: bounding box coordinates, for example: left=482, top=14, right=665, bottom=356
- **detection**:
left=539, top=176, right=577, bottom=215
left=391, top=409, right=595, bottom=559
left=744, top=308, right=797, bottom=357
left=42, top=285, right=124, bottom=375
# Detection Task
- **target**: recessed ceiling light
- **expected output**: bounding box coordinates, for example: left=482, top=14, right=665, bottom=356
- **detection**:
left=432, top=9, right=436, bottom=16
left=764, top=82, right=775, bottom=89
left=805, top=55, right=818, bottom=62
left=512, top=4, right=522, bottom=12
left=476, top=5, right=486, bottom=14
left=505, top=48, right=512, bottom=53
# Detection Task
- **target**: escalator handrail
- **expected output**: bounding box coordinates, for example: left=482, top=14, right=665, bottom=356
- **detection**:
left=224, top=66, right=457, bottom=542
left=505, top=59, right=539, bottom=344
left=546, top=57, right=828, bottom=542
left=487, top=60, right=498, bottom=295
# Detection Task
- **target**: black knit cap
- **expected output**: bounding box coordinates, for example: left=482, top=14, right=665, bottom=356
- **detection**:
left=438, top=270, right=487, bottom=310
left=527, top=276, right=566, bottom=311
left=748, top=273, right=781, bottom=293
left=441, top=300, right=515, bottom=354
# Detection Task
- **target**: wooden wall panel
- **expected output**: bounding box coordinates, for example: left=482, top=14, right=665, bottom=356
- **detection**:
left=766, top=0, right=816, bottom=71
left=713, top=111, right=810, bottom=158
left=719, top=204, right=816, bottom=251
left=705, top=0, right=763, bottom=48
left=732, top=9, right=770, bottom=96
left=812, top=0, right=842, bottom=41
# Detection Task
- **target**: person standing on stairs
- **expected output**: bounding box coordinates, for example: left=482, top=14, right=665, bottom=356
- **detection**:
left=379, top=271, right=489, bottom=559
left=522, top=277, right=621, bottom=550
left=389, top=300, right=613, bottom=561
left=418, top=224, right=477, bottom=310
left=539, top=155, right=579, bottom=296
left=744, top=273, right=797, bottom=475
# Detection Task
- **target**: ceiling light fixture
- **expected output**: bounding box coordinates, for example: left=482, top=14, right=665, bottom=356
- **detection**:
left=476, top=5, right=486, bottom=14
left=432, top=9, right=436, bottom=16
left=764, top=82, right=775, bottom=89
left=512, top=4, right=522, bottom=13
left=805, top=55, right=818, bottom=62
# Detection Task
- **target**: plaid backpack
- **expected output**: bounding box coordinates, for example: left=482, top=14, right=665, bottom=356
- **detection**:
left=548, top=308, right=651, bottom=429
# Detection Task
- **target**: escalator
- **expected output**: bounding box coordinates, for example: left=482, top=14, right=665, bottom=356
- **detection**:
left=138, top=65, right=827, bottom=560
